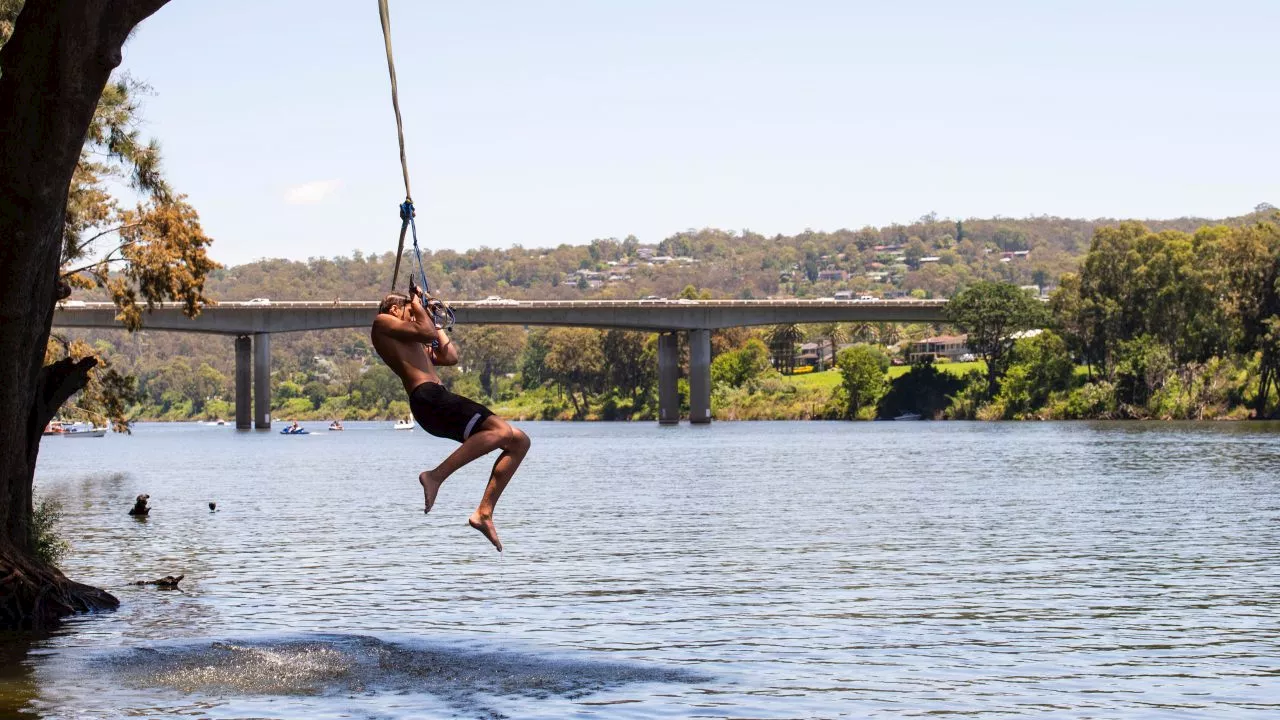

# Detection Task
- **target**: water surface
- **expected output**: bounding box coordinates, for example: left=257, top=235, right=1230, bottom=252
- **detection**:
left=8, top=420, right=1280, bottom=718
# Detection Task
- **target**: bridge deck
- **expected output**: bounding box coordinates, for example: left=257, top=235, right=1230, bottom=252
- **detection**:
left=53, top=299, right=948, bottom=334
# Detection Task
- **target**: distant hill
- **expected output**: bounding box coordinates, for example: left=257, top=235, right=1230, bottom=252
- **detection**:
left=62, top=208, right=1273, bottom=418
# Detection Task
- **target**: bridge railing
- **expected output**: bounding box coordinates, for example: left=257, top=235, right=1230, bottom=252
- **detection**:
left=57, top=298, right=950, bottom=311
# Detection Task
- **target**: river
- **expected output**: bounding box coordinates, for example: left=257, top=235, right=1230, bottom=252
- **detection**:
left=4, top=420, right=1279, bottom=718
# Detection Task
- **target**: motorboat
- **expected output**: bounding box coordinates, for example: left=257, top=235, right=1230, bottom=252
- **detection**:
left=328, top=422, right=344, bottom=432
left=280, top=425, right=309, bottom=435
left=893, top=412, right=923, bottom=421
left=62, top=422, right=107, bottom=437
left=393, top=420, right=414, bottom=431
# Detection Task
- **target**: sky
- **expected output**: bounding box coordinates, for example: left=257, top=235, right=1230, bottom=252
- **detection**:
left=117, top=0, right=1280, bottom=266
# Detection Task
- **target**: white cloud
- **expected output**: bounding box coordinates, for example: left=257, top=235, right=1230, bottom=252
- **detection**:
left=284, top=179, right=341, bottom=205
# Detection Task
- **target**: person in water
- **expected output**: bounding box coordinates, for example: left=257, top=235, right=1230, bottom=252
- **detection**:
left=371, top=287, right=530, bottom=552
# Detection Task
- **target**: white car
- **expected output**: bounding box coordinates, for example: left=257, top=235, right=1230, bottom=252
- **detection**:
left=857, top=295, right=877, bottom=302
left=58, top=300, right=86, bottom=308
left=245, top=298, right=271, bottom=306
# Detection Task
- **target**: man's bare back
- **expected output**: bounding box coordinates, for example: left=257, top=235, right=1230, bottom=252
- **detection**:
left=371, top=291, right=530, bottom=552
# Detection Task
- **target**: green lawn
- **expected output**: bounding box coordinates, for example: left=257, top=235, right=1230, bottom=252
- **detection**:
left=888, top=360, right=985, bottom=378
left=784, top=361, right=987, bottom=389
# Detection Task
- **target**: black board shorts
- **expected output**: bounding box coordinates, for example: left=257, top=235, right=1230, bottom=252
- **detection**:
left=408, top=382, right=494, bottom=443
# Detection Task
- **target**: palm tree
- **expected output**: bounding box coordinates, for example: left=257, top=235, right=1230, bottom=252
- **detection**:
left=875, top=322, right=901, bottom=348
left=812, top=322, right=849, bottom=370
left=766, top=324, right=805, bottom=374
left=849, top=321, right=876, bottom=344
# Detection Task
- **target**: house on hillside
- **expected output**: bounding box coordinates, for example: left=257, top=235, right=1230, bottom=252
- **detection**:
left=908, top=334, right=971, bottom=363
left=817, top=268, right=848, bottom=282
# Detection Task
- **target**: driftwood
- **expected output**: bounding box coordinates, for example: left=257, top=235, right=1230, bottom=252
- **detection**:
left=134, top=574, right=183, bottom=588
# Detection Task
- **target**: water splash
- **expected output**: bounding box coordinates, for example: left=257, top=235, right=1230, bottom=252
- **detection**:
left=95, top=634, right=708, bottom=716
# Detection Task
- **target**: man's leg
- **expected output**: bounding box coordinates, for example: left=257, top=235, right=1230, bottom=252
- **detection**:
left=419, top=417, right=531, bottom=545
left=466, top=417, right=531, bottom=552
left=418, top=422, right=505, bottom=513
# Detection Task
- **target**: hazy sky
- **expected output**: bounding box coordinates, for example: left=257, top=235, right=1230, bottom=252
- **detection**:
left=118, top=0, right=1279, bottom=265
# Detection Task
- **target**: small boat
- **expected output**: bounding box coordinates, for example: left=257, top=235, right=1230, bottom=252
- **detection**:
left=392, top=420, right=414, bottom=430
left=893, top=412, right=923, bottom=421
left=280, top=426, right=310, bottom=435
left=328, top=422, right=344, bottom=432
left=63, top=422, right=107, bottom=437
left=43, top=421, right=67, bottom=436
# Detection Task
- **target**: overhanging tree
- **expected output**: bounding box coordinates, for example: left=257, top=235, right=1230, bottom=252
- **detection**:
left=0, top=0, right=194, bottom=629
left=945, top=281, right=1048, bottom=398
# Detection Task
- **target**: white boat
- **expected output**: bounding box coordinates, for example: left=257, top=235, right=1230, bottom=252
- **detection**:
left=63, top=422, right=107, bottom=437
left=392, top=420, right=414, bottom=430
left=893, top=412, right=923, bottom=421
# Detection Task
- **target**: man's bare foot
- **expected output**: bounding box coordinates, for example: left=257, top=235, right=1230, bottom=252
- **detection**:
left=419, top=471, right=443, bottom=514
left=467, top=511, right=503, bottom=552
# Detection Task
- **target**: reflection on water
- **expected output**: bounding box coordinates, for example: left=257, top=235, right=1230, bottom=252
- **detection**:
left=11, top=420, right=1280, bottom=718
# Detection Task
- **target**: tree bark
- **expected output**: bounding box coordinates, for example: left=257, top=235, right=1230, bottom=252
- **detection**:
left=0, top=0, right=172, bottom=630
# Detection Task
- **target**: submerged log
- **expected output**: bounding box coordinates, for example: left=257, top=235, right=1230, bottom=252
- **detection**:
left=134, top=574, right=183, bottom=589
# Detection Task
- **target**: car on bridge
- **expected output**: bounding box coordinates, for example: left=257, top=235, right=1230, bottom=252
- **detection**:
left=245, top=298, right=272, bottom=306
left=476, top=295, right=518, bottom=305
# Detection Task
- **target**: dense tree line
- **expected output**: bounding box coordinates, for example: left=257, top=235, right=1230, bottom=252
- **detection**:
left=62, top=213, right=1280, bottom=425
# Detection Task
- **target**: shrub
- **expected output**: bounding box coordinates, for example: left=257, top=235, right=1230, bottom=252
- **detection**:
left=31, top=496, right=70, bottom=566
left=836, top=344, right=889, bottom=419
left=1047, top=381, right=1119, bottom=419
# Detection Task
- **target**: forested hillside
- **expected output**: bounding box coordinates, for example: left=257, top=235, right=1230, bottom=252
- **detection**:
left=59, top=208, right=1277, bottom=422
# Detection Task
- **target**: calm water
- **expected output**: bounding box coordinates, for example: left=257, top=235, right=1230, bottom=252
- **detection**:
left=5, top=420, right=1279, bottom=718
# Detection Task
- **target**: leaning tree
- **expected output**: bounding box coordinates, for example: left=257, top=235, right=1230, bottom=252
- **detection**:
left=0, top=0, right=177, bottom=629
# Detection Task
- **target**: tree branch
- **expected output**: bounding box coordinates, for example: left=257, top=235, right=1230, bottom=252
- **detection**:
left=30, top=357, right=98, bottom=444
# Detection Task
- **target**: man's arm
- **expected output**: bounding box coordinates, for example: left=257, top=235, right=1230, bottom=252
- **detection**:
left=371, top=300, right=440, bottom=345
left=431, top=327, right=460, bottom=366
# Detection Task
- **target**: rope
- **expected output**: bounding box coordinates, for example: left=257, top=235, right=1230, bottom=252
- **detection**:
left=378, top=0, right=413, bottom=289
left=375, top=0, right=456, bottom=333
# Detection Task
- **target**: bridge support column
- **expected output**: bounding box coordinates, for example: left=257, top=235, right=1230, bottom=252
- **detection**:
left=688, top=329, right=711, bottom=424
left=254, top=333, right=271, bottom=429
left=657, top=332, right=679, bottom=425
left=235, top=335, right=251, bottom=430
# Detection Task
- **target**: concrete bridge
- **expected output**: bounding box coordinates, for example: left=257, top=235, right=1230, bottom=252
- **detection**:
left=53, top=298, right=948, bottom=428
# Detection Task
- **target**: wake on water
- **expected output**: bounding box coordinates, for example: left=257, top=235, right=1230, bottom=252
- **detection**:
left=85, top=634, right=708, bottom=716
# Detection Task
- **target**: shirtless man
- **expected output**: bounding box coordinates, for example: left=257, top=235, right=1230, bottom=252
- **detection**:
left=371, top=288, right=530, bottom=551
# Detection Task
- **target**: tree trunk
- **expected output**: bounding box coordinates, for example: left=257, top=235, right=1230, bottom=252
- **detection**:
left=1257, top=362, right=1275, bottom=420
left=0, top=0, right=172, bottom=630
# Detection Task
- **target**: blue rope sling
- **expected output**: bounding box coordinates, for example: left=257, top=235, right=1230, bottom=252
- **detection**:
left=379, top=0, right=455, bottom=331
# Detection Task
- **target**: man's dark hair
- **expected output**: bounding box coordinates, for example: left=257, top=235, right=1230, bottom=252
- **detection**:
left=379, top=292, right=409, bottom=315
